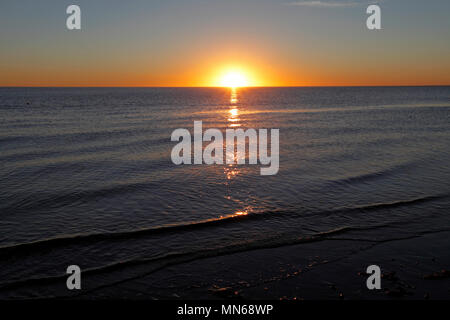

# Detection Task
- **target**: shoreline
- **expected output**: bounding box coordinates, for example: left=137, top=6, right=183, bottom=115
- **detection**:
left=84, top=230, right=450, bottom=300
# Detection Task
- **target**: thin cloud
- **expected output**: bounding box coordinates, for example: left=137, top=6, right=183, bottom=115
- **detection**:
left=285, top=1, right=377, bottom=8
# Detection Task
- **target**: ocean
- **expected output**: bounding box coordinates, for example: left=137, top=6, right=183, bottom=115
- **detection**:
left=0, top=86, right=449, bottom=298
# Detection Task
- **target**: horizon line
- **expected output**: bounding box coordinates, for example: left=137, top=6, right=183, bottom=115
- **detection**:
left=1, top=85, right=450, bottom=88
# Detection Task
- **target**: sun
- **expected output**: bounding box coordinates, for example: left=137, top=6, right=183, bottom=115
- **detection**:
left=219, top=70, right=249, bottom=88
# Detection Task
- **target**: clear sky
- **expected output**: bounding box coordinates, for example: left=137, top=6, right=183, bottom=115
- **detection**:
left=1, top=0, right=449, bottom=86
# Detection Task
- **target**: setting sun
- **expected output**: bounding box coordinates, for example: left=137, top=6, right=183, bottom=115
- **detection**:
left=218, top=70, right=250, bottom=88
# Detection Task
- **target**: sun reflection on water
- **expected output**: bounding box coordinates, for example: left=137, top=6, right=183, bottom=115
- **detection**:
left=229, top=108, right=239, bottom=117
left=224, top=165, right=239, bottom=180
left=222, top=88, right=253, bottom=221
left=219, top=210, right=249, bottom=219
left=230, top=89, right=238, bottom=104
left=228, top=88, right=241, bottom=128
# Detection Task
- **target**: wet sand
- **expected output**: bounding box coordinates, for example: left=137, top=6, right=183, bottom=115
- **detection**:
left=89, top=230, right=450, bottom=300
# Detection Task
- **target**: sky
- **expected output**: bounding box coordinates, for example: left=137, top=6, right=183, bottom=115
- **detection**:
left=1, top=0, right=449, bottom=86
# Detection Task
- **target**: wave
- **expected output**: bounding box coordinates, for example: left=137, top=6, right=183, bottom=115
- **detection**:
left=1, top=162, right=181, bottom=216
left=0, top=180, right=162, bottom=216
left=0, top=136, right=169, bottom=164
left=0, top=193, right=446, bottom=259
left=325, top=161, right=419, bottom=188
left=0, top=225, right=381, bottom=293
left=309, top=194, right=447, bottom=220
left=0, top=210, right=279, bottom=258
left=4, top=225, right=450, bottom=298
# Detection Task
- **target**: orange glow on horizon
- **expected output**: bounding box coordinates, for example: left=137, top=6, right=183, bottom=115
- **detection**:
left=3, top=51, right=449, bottom=87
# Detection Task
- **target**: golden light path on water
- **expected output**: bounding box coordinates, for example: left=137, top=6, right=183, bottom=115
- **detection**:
left=228, top=89, right=241, bottom=127
left=226, top=87, right=242, bottom=178
left=223, top=88, right=252, bottom=217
